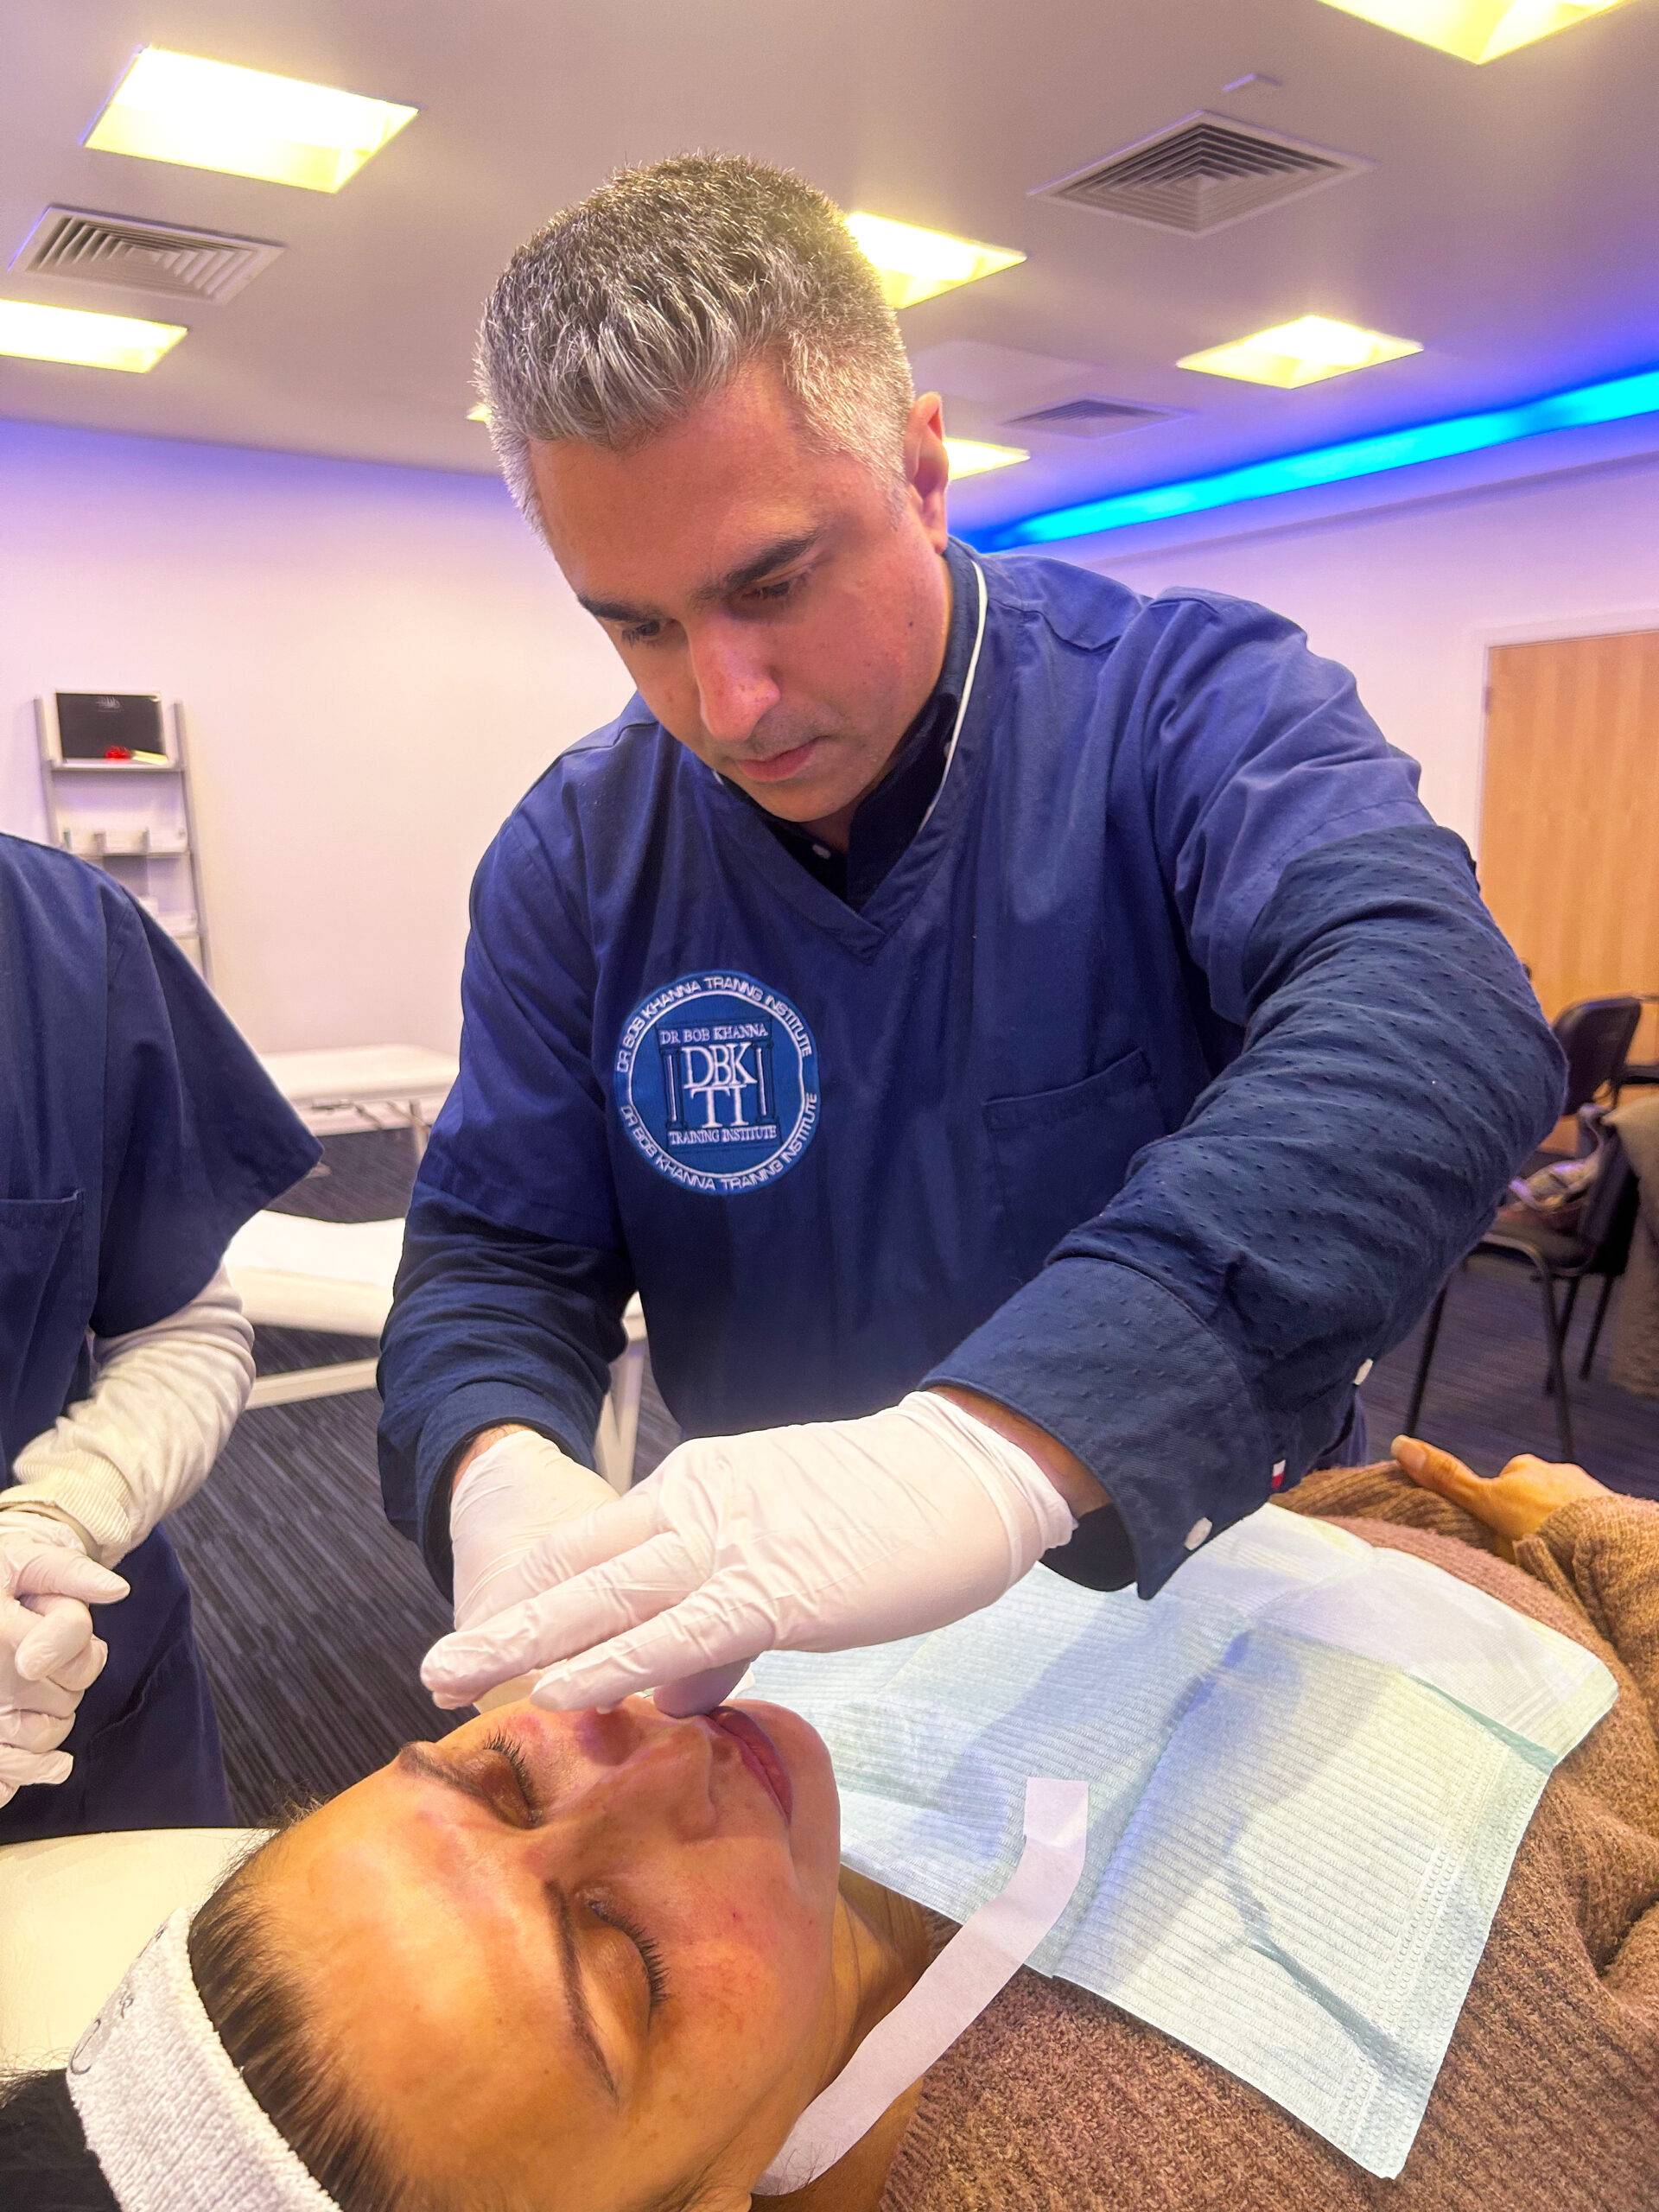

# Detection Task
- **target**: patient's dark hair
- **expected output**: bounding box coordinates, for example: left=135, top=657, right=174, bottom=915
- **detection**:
left=0, top=2069, right=117, bottom=2210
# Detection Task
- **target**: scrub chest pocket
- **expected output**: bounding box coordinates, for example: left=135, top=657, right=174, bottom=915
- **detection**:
left=983, top=1052, right=1166, bottom=1282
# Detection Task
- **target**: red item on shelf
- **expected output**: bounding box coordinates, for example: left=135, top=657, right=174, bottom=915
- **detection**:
left=103, top=747, right=133, bottom=761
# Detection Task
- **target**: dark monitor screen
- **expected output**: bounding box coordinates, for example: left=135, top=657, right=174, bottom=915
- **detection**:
left=54, top=693, right=164, bottom=761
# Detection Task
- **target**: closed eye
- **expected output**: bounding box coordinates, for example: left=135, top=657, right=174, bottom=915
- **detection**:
left=477, top=1733, right=671, bottom=2015
left=481, top=1728, right=539, bottom=1814
left=588, top=1898, right=671, bottom=2012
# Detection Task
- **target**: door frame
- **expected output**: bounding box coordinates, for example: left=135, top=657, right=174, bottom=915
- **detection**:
left=1468, top=607, right=1659, bottom=857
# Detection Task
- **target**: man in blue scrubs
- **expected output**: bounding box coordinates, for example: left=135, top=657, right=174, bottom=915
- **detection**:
left=383, top=156, right=1563, bottom=1716
left=0, top=834, right=318, bottom=1836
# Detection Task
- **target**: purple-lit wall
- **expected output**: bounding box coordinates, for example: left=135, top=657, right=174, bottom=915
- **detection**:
left=0, top=418, right=629, bottom=1052
left=1079, top=447, right=1659, bottom=845
left=5, top=417, right=1659, bottom=1049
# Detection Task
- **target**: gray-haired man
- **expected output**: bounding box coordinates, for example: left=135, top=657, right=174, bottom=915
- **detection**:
left=380, top=154, right=1561, bottom=1719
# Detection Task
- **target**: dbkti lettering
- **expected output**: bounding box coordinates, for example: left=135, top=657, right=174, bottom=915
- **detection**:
left=659, top=1027, right=776, bottom=1131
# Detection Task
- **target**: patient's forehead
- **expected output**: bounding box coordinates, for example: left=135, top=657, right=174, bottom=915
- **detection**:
left=252, top=1783, right=620, bottom=2183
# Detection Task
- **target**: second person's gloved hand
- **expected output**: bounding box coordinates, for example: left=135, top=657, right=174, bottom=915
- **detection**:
left=447, top=1429, right=622, bottom=1714
left=450, top=1428, right=623, bottom=1631
left=422, top=1391, right=1077, bottom=1715
left=0, top=1502, right=129, bottom=1808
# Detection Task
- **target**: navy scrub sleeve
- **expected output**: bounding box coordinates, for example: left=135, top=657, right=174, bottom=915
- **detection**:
left=1, top=836, right=319, bottom=1838
left=930, top=595, right=1564, bottom=1589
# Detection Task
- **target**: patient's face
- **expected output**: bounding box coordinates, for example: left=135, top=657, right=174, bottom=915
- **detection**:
left=254, top=1698, right=846, bottom=2209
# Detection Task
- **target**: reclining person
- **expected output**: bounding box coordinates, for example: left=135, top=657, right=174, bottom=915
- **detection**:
left=3, top=1437, right=1657, bottom=2212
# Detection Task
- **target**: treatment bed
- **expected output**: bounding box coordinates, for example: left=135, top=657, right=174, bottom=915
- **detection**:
left=224, top=1210, right=648, bottom=1494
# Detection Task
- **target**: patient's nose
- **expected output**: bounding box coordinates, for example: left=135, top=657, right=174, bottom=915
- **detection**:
left=557, top=1706, right=719, bottom=1841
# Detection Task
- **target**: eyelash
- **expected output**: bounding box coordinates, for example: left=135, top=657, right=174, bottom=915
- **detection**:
left=480, top=1730, right=670, bottom=2011
left=592, top=1901, right=671, bottom=2011
left=482, top=1729, right=539, bottom=1815
left=620, top=572, right=803, bottom=648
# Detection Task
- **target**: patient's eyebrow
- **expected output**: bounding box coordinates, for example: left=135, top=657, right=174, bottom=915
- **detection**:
left=550, top=1882, right=620, bottom=2103
left=397, top=1742, right=497, bottom=1811
left=576, top=528, right=825, bottom=625
left=394, top=1744, right=621, bottom=2102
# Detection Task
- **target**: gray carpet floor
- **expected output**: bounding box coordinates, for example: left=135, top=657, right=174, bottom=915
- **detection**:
left=170, top=1132, right=1659, bottom=1825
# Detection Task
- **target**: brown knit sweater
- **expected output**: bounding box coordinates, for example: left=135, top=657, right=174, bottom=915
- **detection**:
left=877, top=1467, right=1659, bottom=2212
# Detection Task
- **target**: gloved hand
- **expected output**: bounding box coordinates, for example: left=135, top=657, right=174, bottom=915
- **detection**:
left=450, top=1428, right=621, bottom=1631
left=0, top=1503, right=130, bottom=1808
left=422, top=1392, right=1077, bottom=1715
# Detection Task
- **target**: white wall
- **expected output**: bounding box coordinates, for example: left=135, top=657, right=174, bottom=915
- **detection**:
left=6, top=419, right=1657, bottom=1059
left=1075, top=449, right=1659, bottom=847
left=0, top=420, right=629, bottom=1052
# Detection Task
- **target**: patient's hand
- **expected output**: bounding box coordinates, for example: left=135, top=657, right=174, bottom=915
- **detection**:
left=1391, top=1435, right=1609, bottom=1555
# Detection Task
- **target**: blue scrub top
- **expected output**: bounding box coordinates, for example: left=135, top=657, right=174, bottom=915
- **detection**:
left=382, top=548, right=1561, bottom=1595
left=0, top=834, right=319, bottom=1834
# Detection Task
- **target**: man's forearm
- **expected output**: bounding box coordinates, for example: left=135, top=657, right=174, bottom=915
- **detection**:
left=931, top=1387, right=1109, bottom=1517
left=450, top=1422, right=538, bottom=1497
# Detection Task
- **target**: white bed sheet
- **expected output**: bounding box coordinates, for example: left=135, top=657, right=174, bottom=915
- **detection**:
left=225, top=1213, right=404, bottom=1335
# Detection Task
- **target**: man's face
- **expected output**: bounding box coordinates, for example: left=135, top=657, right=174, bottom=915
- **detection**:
left=530, top=359, right=952, bottom=844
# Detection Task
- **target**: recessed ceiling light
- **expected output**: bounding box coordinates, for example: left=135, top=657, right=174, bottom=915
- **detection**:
left=843, top=213, right=1024, bottom=310
left=944, top=436, right=1029, bottom=479
left=85, top=47, right=417, bottom=193
left=1177, top=314, right=1421, bottom=388
left=0, top=297, right=186, bottom=372
left=1316, top=0, right=1630, bottom=62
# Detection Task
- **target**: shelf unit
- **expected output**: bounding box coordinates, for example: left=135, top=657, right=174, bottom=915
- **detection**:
left=35, top=696, right=213, bottom=980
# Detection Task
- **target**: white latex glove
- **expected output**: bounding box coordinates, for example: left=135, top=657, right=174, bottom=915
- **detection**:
left=450, top=1429, right=621, bottom=1631
left=0, top=1503, right=130, bottom=1807
left=422, top=1392, right=1076, bottom=1715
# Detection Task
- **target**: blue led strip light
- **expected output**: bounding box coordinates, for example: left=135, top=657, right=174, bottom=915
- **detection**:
left=968, top=365, right=1659, bottom=550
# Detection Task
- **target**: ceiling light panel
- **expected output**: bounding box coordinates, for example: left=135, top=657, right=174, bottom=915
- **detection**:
left=944, top=437, right=1028, bottom=479
left=843, top=213, right=1023, bottom=310
left=0, top=297, right=186, bottom=372
left=1178, top=315, right=1421, bottom=388
left=85, top=48, right=417, bottom=193
left=1315, top=0, right=1630, bottom=63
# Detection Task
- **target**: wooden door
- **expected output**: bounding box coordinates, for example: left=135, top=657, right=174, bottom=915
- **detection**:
left=1479, top=629, right=1659, bottom=1080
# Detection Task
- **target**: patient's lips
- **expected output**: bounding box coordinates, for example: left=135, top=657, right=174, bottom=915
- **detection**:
left=706, top=1707, right=793, bottom=1823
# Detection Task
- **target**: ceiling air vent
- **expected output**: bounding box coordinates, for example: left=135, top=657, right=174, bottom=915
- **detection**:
left=1037, top=113, right=1368, bottom=236
left=1004, top=397, right=1180, bottom=439
left=10, top=207, right=283, bottom=304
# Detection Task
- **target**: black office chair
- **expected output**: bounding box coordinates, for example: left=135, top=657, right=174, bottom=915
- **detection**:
left=1612, top=994, right=1659, bottom=1103
left=1553, top=995, right=1643, bottom=1117
left=1405, top=1119, right=1640, bottom=1462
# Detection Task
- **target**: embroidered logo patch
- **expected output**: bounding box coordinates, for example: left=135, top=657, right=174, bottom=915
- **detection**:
left=615, top=972, right=820, bottom=1195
